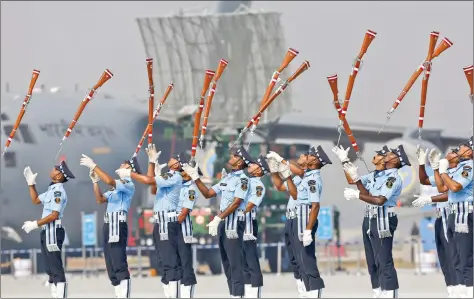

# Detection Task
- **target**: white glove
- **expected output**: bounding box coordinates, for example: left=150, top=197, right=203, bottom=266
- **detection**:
left=342, top=162, right=360, bottom=182
left=221, top=168, right=227, bottom=177
left=89, top=170, right=100, bottom=183
left=302, top=230, right=313, bottom=247
left=417, top=147, right=428, bottom=166
left=332, top=145, right=350, bottom=163
left=182, top=163, right=200, bottom=181
left=145, top=144, right=161, bottom=164
left=21, top=221, right=39, bottom=234
left=115, top=168, right=131, bottom=179
left=412, top=195, right=432, bottom=208
left=428, top=148, right=441, bottom=170
left=23, top=166, right=38, bottom=186
left=438, top=159, right=449, bottom=174
left=206, top=216, right=222, bottom=236
left=266, top=151, right=284, bottom=163
left=278, top=162, right=292, bottom=179
left=267, top=158, right=279, bottom=173
left=155, top=163, right=167, bottom=177
left=343, top=188, right=360, bottom=201
left=80, top=154, right=97, bottom=170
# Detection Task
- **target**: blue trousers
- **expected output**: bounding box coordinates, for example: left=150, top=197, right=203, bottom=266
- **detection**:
left=218, top=220, right=245, bottom=296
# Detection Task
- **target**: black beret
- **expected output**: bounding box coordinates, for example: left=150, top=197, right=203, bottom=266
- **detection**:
left=391, top=144, right=411, bottom=167
left=55, top=160, right=75, bottom=182
left=308, top=146, right=332, bottom=167
left=375, top=145, right=390, bottom=156
left=125, top=156, right=142, bottom=174
left=235, top=146, right=252, bottom=168
left=177, top=152, right=203, bottom=176
left=255, top=155, right=271, bottom=175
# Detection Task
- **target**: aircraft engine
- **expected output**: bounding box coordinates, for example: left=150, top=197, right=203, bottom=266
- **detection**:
left=385, top=137, right=440, bottom=206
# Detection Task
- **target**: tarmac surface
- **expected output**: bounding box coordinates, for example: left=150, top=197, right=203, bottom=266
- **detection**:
left=1, top=270, right=449, bottom=298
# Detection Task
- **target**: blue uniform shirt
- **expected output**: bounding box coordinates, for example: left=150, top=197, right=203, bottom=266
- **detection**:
left=177, top=180, right=197, bottom=213
left=369, top=168, right=402, bottom=207
left=428, top=168, right=457, bottom=208
left=284, top=176, right=303, bottom=210
left=247, top=177, right=266, bottom=208
left=39, top=183, right=68, bottom=219
left=103, top=178, right=135, bottom=213
left=296, top=169, right=322, bottom=206
left=211, top=169, right=249, bottom=211
left=360, top=170, right=387, bottom=210
left=447, top=160, right=473, bottom=203
left=154, top=170, right=183, bottom=212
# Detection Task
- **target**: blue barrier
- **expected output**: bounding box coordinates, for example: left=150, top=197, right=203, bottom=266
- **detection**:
left=0, top=239, right=434, bottom=255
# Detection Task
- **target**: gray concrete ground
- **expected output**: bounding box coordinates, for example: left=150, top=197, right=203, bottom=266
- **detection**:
left=1, top=270, right=448, bottom=298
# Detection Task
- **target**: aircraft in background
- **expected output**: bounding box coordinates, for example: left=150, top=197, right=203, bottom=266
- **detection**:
left=1, top=89, right=469, bottom=250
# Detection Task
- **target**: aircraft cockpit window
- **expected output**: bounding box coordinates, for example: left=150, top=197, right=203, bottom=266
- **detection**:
left=3, top=152, right=16, bottom=168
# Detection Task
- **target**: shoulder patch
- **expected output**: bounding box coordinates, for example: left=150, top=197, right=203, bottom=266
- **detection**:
left=120, top=179, right=130, bottom=184
left=256, top=186, right=263, bottom=197
left=54, top=191, right=62, bottom=197
left=386, top=177, right=396, bottom=189
left=307, top=180, right=316, bottom=186
left=109, top=187, right=116, bottom=191
left=162, top=173, right=169, bottom=180
left=55, top=197, right=61, bottom=204
left=220, top=183, right=227, bottom=186
left=240, top=178, right=248, bottom=191
left=463, top=165, right=472, bottom=171
left=188, top=189, right=196, bottom=201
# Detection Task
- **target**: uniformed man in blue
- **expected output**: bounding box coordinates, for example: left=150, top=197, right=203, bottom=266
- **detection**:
left=413, top=137, right=473, bottom=298
left=176, top=153, right=200, bottom=298
left=182, top=146, right=250, bottom=298
left=332, top=145, right=390, bottom=298
left=117, top=144, right=183, bottom=298
left=279, top=146, right=331, bottom=298
left=22, top=160, right=75, bottom=298
left=80, top=154, right=140, bottom=298
left=239, top=154, right=271, bottom=298
left=266, top=152, right=307, bottom=297
left=416, top=147, right=459, bottom=298
left=343, top=145, right=410, bottom=298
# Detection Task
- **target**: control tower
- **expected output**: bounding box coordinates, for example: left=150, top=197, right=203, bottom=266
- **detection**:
left=136, top=1, right=292, bottom=131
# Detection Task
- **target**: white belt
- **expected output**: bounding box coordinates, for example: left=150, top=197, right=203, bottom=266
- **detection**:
left=41, top=219, right=62, bottom=230
left=450, top=202, right=474, bottom=213
left=104, top=213, right=127, bottom=223
left=286, top=209, right=297, bottom=219
left=154, top=211, right=178, bottom=223
left=368, top=207, right=395, bottom=218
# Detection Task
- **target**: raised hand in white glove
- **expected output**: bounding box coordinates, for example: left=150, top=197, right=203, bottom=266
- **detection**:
left=145, top=144, right=161, bottom=164
left=155, top=163, right=167, bottom=177
left=438, top=159, right=449, bottom=174
left=89, top=170, right=100, bottom=183
left=21, top=220, right=39, bottom=234
left=182, top=163, right=200, bottom=181
left=80, top=154, right=97, bottom=170
left=266, top=158, right=279, bottom=173
left=115, top=168, right=131, bottom=179
left=417, top=147, right=428, bottom=166
left=206, top=216, right=222, bottom=236
left=332, top=145, right=350, bottom=163
left=344, top=188, right=360, bottom=201
left=302, top=230, right=313, bottom=247
left=266, top=151, right=284, bottom=163
left=428, top=148, right=441, bottom=170
left=279, top=162, right=292, bottom=179
left=221, top=168, right=227, bottom=177
left=412, top=195, right=432, bottom=208
left=23, top=166, right=38, bottom=186
left=342, top=162, right=360, bottom=182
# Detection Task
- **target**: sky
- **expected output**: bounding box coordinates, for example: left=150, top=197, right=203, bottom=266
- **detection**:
left=1, top=1, right=473, bottom=129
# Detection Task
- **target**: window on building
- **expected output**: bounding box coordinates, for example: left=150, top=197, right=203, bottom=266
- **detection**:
left=3, top=151, right=16, bottom=168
